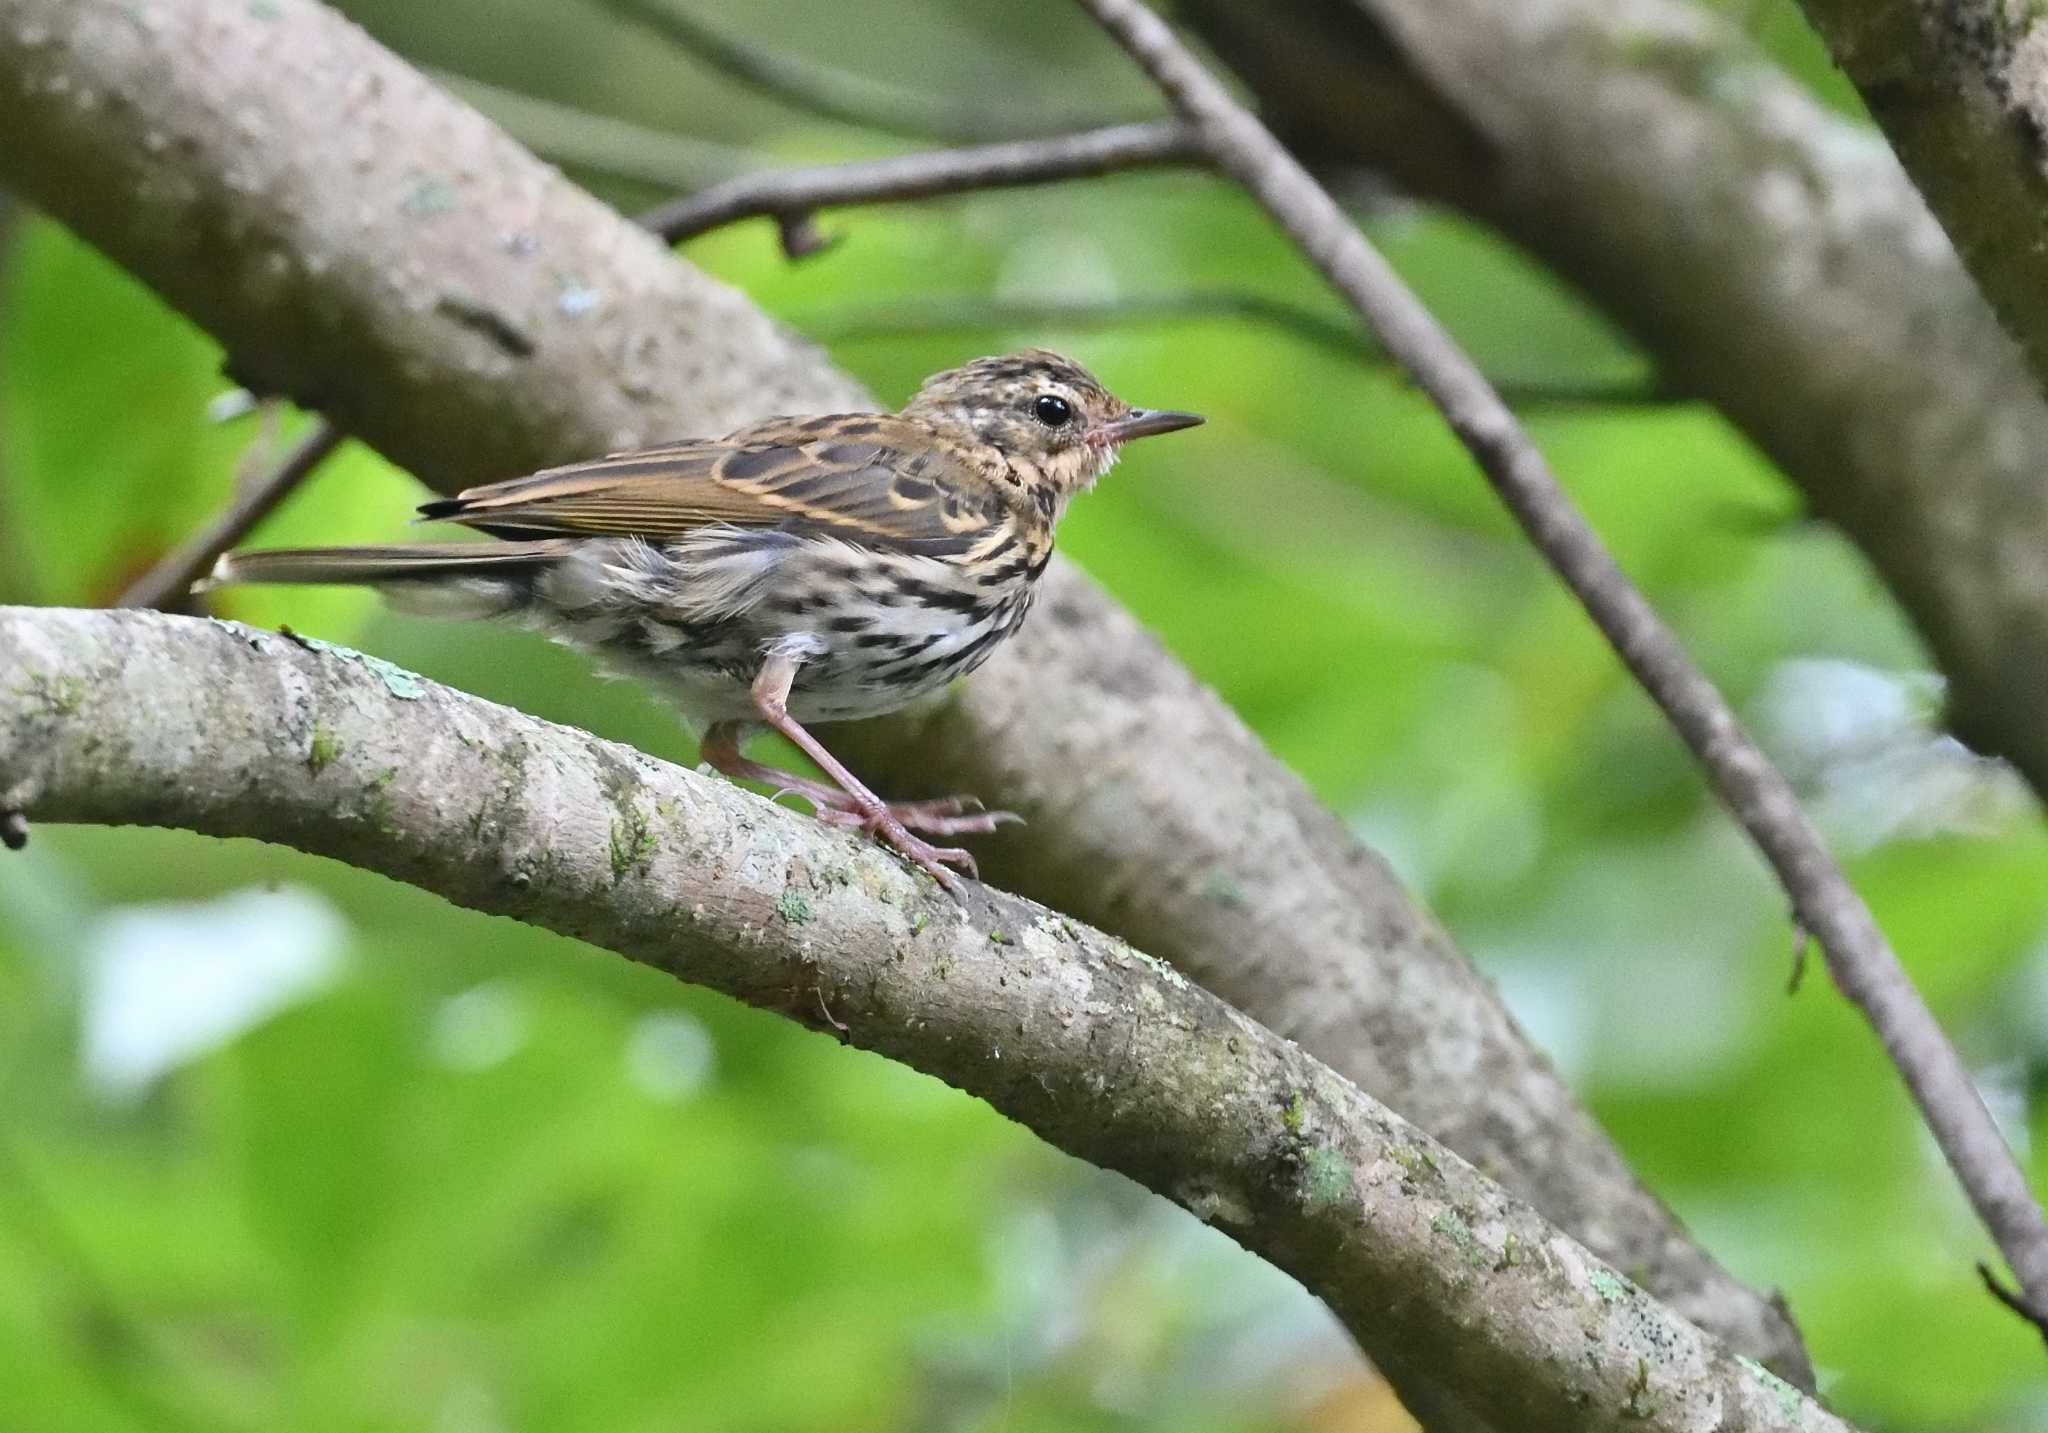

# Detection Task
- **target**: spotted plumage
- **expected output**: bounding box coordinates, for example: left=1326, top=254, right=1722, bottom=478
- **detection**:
left=204, top=351, right=1202, bottom=892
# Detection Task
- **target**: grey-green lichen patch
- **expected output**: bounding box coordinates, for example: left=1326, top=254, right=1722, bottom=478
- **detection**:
left=307, top=722, right=343, bottom=774
left=1386, top=1142, right=1441, bottom=1183
left=1737, top=1355, right=1806, bottom=1422
left=18, top=673, right=85, bottom=716
left=775, top=889, right=813, bottom=925
left=1107, top=938, right=1190, bottom=991
left=1300, top=1144, right=1352, bottom=1214
left=1429, top=1208, right=1490, bottom=1269
left=402, top=175, right=458, bottom=218
left=1589, top=1267, right=1629, bottom=1305
left=1199, top=870, right=1248, bottom=909
left=291, top=634, right=426, bottom=700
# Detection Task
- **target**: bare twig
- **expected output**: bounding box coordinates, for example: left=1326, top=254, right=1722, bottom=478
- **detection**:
left=0, top=605, right=1859, bottom=1433
left=802, top=291, right=1673, bottom=408
left=118, top=419, right=347, bottom=611
left=594, top=0, right=1141, bottom=144
left=640, top=122, right=1201, bottom=244
left=1073, top=0, right=2048, bottom=1339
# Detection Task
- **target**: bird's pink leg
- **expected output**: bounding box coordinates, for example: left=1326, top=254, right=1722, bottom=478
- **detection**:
left=699, top=723, right=1016, bottom=837
left=700, top=651, right=1010, bottom=894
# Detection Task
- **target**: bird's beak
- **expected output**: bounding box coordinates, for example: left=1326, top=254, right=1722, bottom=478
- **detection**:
left=1097, top=408, right=1205, bottom=444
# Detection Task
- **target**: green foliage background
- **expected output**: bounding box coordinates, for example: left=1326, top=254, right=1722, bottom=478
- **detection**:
left=2, top=2, right=2044, bottom=1428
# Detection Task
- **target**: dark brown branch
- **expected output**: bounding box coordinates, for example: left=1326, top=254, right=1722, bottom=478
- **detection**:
left=640, top=122, right=1202, bottom=244
left=117, top=418, right=346, bottom=612
left=1074, top=0, right=2048, bottom=1341
left=593, top=0, right=1141, bottom=145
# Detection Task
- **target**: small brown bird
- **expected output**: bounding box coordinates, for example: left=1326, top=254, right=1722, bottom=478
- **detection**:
left=205, top=351, right=1201, bottom=892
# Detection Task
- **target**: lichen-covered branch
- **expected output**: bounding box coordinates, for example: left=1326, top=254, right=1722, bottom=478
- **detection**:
left=0, top=606, right=1851, bottom=1433
left=0, top=0, right=1804, bottom=1381
left=1176, top=0, right=2048, bottom=809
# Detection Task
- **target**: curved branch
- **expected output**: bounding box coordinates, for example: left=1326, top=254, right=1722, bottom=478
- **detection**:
left=0, top=0, right=1805, bottom=1382
left=0, top=606, right=1850, bottom=1433
left=1078, top=0, right=2048, bottom=1336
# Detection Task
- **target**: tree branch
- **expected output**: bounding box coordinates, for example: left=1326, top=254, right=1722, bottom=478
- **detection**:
left=0, top=605, right=1853, bottom=1433
left=1789, top=2, right=2048, bottom=407
left=118, top=419, right=347, bottom=611
left=1175, top=0, right=2048, bottom=813
left=0, top=0, right=1807, bottom=1386
left=641, top=122, right=1202, bottom=245
left=1073, top=0, right=2048, bottom=1337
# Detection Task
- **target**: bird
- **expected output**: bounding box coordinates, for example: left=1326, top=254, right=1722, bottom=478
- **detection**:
left=203, top=351, right=1203, bottom=894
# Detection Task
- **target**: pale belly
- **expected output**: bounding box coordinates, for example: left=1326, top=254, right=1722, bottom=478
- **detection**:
left=526, top=536, right=1040, bottom=727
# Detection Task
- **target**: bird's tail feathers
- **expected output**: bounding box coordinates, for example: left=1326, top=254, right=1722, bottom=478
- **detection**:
left=199, top=540, right=573, bottom=618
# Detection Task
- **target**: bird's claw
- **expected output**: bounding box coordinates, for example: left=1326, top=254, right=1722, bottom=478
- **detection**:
left=811, top=801, right=980, bottom=894
left=810, top=794, right=1020, bottom=837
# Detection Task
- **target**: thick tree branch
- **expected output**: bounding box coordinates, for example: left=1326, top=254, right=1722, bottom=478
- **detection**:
left=1081, top=0, right=2048, bottom=1334
left=0, top=606, right=1849, bottom=1433
left=1176, top=0, right=2048, bottom=808
left=0, top=0, right=1806, bottom=1383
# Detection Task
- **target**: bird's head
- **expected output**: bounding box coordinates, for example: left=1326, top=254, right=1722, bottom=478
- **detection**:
left=899, top=349, right=1203, bottom=497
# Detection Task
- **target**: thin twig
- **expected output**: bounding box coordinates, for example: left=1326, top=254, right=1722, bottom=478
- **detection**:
left=640, top=121, right=1201, bottom=245
left=800, top=291, right=1674, bottom=408
left=1072, top=0, right=2048, bottom=1341
left=118, top=419, right=346, bottom=611
left=594, top=0, right=1141, bottom=144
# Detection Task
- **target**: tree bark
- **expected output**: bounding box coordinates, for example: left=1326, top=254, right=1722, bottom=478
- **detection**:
left=0, top=0, right=1806, bottom=1382
left=1179, top=0, right=2048, bottom=803
left=0, top=606, right=1851, bottom=1433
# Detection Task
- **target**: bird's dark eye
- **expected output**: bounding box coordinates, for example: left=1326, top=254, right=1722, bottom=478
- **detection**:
left=1032, top=394, right=1073, bottom=428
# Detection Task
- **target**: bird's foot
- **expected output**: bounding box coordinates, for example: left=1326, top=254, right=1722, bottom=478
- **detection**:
left=829, top=802, right=980, bottom=895
left=811, top=792, right=1021, bottom=837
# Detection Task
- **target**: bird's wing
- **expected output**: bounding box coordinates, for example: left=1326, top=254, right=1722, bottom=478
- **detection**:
left=418, top=415, right=1003, bottom=554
